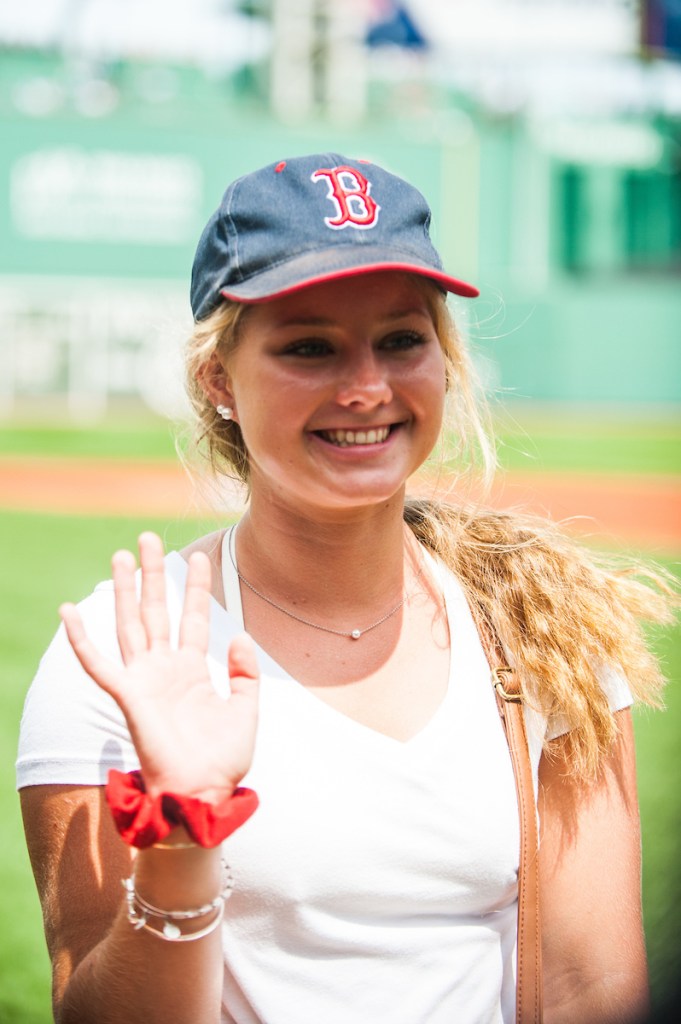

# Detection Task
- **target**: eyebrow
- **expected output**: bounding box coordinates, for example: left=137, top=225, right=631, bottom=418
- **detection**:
left=274, top=307, right=430, bottom=329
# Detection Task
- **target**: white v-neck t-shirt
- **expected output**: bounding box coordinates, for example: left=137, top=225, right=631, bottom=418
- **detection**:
left=17, top=534, right=632, bottom=1024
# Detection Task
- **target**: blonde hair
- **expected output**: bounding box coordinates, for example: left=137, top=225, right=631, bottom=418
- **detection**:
left=185, top=284, right=677, bottom=776
left=185, top=300, right=252, bottom=485
left=404, top=499, right=674, bottom=777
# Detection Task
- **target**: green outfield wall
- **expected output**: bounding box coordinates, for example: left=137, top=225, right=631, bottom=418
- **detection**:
left=0, top=50, right=679, bottom=409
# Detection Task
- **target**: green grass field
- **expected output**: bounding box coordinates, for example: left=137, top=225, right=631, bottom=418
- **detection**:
left=1, top=413, right=679, bottom=1022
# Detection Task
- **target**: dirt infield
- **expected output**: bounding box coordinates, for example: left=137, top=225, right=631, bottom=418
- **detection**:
left=1, top=455, right=679, bottom=552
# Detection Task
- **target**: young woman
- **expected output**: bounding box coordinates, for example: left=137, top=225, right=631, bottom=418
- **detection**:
left=17, top=154, right=674, bottom=1024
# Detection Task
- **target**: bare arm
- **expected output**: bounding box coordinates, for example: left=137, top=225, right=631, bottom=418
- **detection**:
left=20, top=533, right=260, bottom=1024
left=539, top=709, right=649, bottom=1024
left=21, top=785, right=225, bottom=1024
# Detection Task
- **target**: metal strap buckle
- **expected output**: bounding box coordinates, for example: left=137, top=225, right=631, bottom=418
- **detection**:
left=492, top=666, right=524, bottom=703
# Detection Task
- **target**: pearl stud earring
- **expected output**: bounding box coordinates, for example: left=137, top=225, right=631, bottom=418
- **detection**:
left=216, top=404, right=233, bottom=421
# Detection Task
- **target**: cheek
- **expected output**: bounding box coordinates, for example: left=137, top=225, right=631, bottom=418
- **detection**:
left=413, top=354, right=447, bottom=450
left=231, top=384, right=305, bottom=473
left=411, top=348, right=448, bottom=409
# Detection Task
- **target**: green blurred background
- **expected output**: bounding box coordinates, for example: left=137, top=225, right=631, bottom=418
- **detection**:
left=1, top=2, right=679, bottom=1022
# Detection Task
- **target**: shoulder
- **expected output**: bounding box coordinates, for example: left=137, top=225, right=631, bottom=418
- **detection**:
left=179, top=528, right=224, bottom=561
left=407, top=498, right=659, bottom=774
left=179, top=529, right=226, bottom=607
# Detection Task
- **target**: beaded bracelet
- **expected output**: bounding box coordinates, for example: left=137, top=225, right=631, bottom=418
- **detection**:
left=122, top=859, right=234, bottom=942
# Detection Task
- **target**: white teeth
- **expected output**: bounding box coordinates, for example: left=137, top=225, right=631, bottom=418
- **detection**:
left=321, top=427, right=390, bottom=446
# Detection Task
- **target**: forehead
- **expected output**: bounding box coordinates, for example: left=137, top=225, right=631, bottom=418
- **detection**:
left=241, top=272, right=441, bottom=331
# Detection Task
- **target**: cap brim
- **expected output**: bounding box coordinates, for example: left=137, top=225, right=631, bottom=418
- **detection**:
left=219, top=255, right=479, bottom=304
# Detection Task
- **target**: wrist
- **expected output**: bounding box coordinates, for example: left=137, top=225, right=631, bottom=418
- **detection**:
left=135, top=839, right=222, bottom=889
left=152, top=826, right=196, bottom=850
left=126, top=849, right=231, bottom=942
left=106, top=769, right=258, bottom=849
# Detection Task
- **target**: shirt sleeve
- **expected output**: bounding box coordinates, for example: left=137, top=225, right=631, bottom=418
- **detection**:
left=15, top=580, right=140, bottom=790
left=544, top=663, right=633, bottom=742
left=15, top=553, right=235, bottom=790
left=521, top=663, right=633, bottom=799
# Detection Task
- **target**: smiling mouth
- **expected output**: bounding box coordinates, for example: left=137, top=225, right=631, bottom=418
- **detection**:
left=315, top=426, right=392, bottom=447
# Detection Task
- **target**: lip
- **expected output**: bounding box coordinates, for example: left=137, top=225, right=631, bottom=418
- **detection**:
left=309, top=422, right=402, bottom=452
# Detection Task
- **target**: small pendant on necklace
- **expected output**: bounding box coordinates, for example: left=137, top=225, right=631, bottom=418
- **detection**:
left=351, top=629, right=361, bottom=640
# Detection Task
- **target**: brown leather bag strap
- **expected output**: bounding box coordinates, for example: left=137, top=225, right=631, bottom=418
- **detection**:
left=492, top=666, right=543, bottom=1023
left=480, top=625, right=544, bottom=1023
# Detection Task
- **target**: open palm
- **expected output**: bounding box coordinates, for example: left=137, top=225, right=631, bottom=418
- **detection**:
left=60, top=532, right=260, bottom=802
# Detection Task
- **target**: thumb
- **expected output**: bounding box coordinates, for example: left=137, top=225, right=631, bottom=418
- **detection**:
left=227, top=632, right=260, bottom=697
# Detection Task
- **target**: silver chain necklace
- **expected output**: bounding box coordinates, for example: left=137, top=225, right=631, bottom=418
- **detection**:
left=228, top=527, right=423, bottom=640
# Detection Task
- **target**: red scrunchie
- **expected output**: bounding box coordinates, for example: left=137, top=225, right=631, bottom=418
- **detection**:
left=105, top=769, right=259, bottom=849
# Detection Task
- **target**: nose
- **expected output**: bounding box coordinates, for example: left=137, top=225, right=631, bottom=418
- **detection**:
left=335, top=349, right=393, bottom=409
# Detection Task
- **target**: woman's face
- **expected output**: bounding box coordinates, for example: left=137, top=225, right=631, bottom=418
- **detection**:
left=219, top=272, right=447, bottom=516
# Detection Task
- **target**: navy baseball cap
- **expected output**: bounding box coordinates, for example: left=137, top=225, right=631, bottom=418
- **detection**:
left=190, top=153, right=479, bottom=321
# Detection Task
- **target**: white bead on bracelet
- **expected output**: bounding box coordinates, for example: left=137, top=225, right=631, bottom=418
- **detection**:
left=122, top=858, right=234, bottom=942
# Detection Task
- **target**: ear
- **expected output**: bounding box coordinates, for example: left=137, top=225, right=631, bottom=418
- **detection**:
left=196, top=353, right=236, bottom=414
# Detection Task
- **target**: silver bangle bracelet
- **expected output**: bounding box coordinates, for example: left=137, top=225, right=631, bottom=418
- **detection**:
left=122, top=858, right=233, bottom=941
left=132, top=903, right=225, bottom=943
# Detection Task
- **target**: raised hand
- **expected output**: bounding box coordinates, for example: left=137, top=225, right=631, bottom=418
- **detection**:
left=60, top=532, right=260, bottom=803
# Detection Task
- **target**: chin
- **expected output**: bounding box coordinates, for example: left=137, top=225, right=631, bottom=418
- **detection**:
left=304, top=479, right=408, bottom=514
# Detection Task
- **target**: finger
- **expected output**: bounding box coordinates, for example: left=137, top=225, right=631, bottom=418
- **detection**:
left=227, top=632, right=260, bottom=700
left=60, top=603, right=123, bottom=700
left=112, top=549, right=147, bottom=662
left=138, top=532, right=170, bottom=648
left=178, top=550, right=212, bottom=653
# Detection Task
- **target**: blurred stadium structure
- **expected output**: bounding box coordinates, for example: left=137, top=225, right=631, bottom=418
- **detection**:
left=0, top=0, right=679, bottom=419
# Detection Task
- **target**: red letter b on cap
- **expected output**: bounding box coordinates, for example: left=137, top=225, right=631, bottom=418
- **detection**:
left=312, top=166, right=381, bottom=230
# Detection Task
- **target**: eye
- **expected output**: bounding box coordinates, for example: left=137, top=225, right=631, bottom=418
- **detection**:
left=282, top=338, right=333, bottom=358
left=381, top=330, right=427, bottom=352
